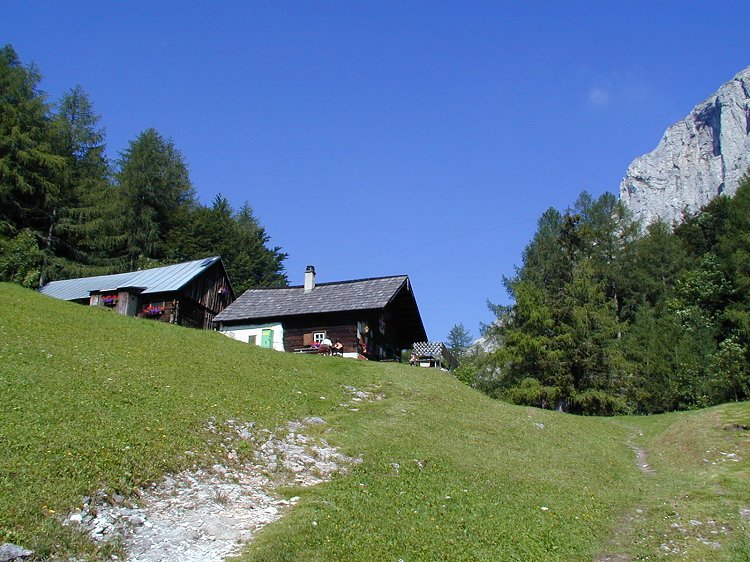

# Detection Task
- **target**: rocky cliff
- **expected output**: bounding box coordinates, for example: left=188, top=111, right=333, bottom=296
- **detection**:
left=620, top=66, right=750, bottom=227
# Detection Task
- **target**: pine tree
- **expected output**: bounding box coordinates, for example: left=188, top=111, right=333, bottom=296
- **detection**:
left=45, top=86, right=120, bottom=278
left=446, top=323, right=473, bottom=360
left=116, top=128, right=196, bottom=269
left=0, top=45, right=66, bottom=285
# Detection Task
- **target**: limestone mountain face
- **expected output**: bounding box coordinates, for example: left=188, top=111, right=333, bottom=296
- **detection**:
left=620, top=66, right=750, bottom=227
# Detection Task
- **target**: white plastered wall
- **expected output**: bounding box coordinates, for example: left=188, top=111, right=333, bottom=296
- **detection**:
left=220, top=323, right=285, bottom=352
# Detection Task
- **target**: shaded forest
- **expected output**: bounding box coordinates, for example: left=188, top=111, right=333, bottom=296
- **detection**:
left=0, top=45, right=287, bottom=293
left=461, top=181, right=750, bottom=415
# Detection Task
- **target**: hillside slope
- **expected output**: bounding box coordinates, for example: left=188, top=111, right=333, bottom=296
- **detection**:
left=1, top=283, right=748, bottom=561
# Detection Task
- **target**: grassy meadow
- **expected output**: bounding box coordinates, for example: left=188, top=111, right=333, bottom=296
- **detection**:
left=1, top=282, right=748, bottom=560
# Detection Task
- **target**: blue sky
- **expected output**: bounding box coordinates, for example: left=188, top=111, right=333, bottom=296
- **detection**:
left=4, top=1, right=749, bottom=341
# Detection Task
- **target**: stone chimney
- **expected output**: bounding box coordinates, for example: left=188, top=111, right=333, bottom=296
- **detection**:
left=304, top=265, right=316, bottom=293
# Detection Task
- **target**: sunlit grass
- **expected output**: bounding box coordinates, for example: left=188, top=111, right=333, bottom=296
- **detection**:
left=1, top=282, right=749, bottom=560
left=615, top=404, right=750, bottom=560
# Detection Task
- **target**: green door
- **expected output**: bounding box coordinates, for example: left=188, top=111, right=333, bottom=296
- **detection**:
left=261, top=329, right=274, bottom=349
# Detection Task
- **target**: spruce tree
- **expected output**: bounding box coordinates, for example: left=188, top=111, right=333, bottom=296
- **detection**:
left=0, top=45, right=66, bottom=285
left=116, top=128, right=196, bottom=269
left=169, top=197, right=288, bottom=292
left=447, top=323, right=473, bottom=361
left=46, top=86, right=120, bottom=278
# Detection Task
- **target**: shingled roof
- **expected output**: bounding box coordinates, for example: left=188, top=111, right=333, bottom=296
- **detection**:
left=213, top=275, right=411, bottom=322
left=39, top=257, right=224, bottom=301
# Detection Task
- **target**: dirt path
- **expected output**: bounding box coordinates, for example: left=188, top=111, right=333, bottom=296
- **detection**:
left=593, top=431, right=655, bottom=562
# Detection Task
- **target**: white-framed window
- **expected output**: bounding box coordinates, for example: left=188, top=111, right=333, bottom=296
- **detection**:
left=313, top=332, right=326, bottom=343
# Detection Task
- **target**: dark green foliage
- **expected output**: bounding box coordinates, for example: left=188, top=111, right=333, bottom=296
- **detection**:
left=618, top=220, right=689, bottom=320
left=502, top=377, right=560, bottom=409
left=0, top=46, right=64, bottom=231
left=48, top=86, right=121, bottom=277
left=0, top=45, right=66, bottom=285
left=169, top=196, right=287, bottom=292
left=0, top=45, right=287, bottom=292
left=484, top=182, right=750, bottom=414
left=116, top=128, right=197, bottom=270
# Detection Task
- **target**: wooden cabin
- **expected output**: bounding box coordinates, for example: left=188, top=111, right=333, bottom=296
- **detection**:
left=213, top=266, right=427, bottom=360
left=411, top=341, right=458, bottom=370
left=38, top=257, right=235, bottom=329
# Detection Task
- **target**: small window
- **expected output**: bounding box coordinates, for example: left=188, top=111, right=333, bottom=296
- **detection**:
left=313, top=332, right=326, bottom=343
left=247, top=335, right=257, bottom=345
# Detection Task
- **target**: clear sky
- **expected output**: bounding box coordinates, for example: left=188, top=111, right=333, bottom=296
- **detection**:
left=4, top=1, right=749, bottom=342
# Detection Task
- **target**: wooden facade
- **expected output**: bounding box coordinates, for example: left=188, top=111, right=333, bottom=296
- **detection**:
left=42, top=257, right=235, bottom=330
left=278, top=309, right=405, bottom=359
left=130, top=261, right=234, bottom=329
left=282, top=313, right=359, bottom=353
left=214, top=270, right=428, bottom=361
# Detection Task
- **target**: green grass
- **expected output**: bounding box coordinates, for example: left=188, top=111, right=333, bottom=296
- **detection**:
left=608, top=405, right=750, bottom=560
left=1, top=282, right=748, bottom=560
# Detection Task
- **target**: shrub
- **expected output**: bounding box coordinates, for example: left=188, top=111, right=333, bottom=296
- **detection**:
left=0, top=229, right=44, bottom=288
left=568, top=390, right=629, bottom=416
left=503, top=378, right=560, bottom=409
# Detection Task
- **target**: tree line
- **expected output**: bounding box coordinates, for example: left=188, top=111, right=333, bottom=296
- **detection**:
left=0, top=45, right=287, bottom=293
left=458, top=179, right=750, bottom=415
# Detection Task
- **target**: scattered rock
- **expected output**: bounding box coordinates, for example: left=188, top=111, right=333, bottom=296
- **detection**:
left=341, top=385, right=384, bottom=403
left=63, top=416, right=362, bottom=562
left=630, top=444, right=655, bottom=475
left=0, top=544, right=33, bottom=562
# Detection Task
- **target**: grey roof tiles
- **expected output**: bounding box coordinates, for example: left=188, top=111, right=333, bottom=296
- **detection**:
left=213, top=275, right=409, bottom=323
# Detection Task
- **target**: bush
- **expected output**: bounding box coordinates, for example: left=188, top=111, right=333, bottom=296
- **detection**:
left=503, top=378, right=560, bottom=409
left=568, top=390, right=629, bottom=416
left=452, top=363, right=477, bottom=386
left=0, top=229, right=44, bottom=288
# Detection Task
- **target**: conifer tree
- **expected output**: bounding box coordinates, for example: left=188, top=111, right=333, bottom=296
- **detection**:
left=231, top=202, right=288, bottom=291
left=0, top=45, right=66, bottom=285
left=46, top=86, right=120, bottom=278
left=447, top=323, right=473, bottom=360
left=169, top=196, right=288, bottom=292
left=116, top=128, right=196, bottom=269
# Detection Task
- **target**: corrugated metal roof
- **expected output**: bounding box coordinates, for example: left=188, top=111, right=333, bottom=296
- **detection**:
left=213, top=275, right=409, bottom=322
left=39, top=257, right=222, bottom=301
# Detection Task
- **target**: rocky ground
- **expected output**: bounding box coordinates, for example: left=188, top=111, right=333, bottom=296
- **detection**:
left=69, top=414, right=362, bottom=562
left=2, top=385, right=379, bottom=562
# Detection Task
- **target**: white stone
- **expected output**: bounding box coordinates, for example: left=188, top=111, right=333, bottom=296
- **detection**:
left=620, top=66, right=750, bottom=227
